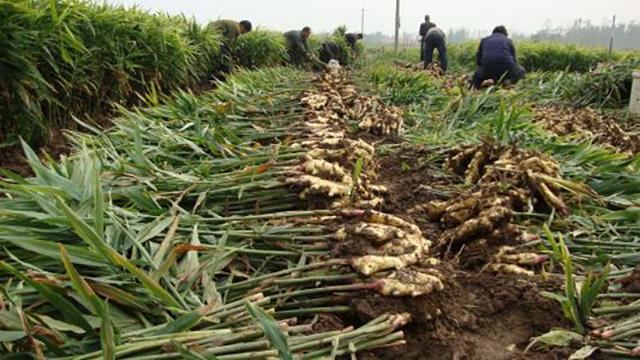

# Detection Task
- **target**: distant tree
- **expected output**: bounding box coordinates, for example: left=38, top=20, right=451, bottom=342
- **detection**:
left=362, top=20, right=640, bottom=50
left=531, top=19, right=640, bottom=49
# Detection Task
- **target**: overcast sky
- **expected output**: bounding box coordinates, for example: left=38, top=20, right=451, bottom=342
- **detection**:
left=107, top=0, right=638, bottom=36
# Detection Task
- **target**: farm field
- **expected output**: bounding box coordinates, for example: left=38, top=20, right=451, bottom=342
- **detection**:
left=1, top=1, right=640, bottom=359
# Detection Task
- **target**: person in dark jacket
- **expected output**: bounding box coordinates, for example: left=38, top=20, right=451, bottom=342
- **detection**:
left=345, top=33, right=363, bottom=52
left=319, top=41, right=342, bottom=64
left=208, top=19, right=252, bottom=72
left=209, top=19, right=253, bottom=45
left=284, top=27, right=317, bottom=66
left=472, top=26, right=526, bottom=88
left=423, top=26, right=447, bottom=72
left=419, top=15, right=436, bottom=61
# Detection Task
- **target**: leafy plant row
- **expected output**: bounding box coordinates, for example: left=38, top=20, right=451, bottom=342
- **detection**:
left=374, top=41, right=638, bottom=73
left=0, top=0, right=304, bottom=147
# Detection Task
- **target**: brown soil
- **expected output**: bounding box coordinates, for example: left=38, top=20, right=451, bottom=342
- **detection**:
left=355, top=271, right=571, bottom=360
left=0, top=127, right=70, bottom=177
left=376, top=144, right=460, bottom=235
left=354, top=146, right=571, bottom=359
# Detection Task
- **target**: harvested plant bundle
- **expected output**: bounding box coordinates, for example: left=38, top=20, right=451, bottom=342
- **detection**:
left=335, top=210, right=431, bottom=276
left=351, top=96, right=405, bottom=136
left=564, top=59, right=640, bottom=108
left=533, top=106, right=640, bottom=154
left=483, top=246, right=549, bottom=276
left=304, top=73, right=405, bottom=136
left=287, top=73, right=396, bottom=208
left=443, top=142, right=571, bottom=215
left=410, top=142, right=591, bottom=274
left=287, top=72, right=442, bottom=296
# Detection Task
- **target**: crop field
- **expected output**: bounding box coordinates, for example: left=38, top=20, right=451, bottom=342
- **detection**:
left=1, top=1, right=640, bottom=359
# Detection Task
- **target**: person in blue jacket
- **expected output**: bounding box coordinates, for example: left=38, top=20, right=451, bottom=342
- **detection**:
left=472, top=25, right=526, bottom=88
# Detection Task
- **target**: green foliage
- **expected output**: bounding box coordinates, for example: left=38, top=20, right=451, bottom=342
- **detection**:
left=365, top=48, right=421, bottom=65
left=350, top=156, right=365, bottom=199
left=233, top=29, right=289, bottom=68
left=542, top=227, right=610, bottom=334
left=561, top=58, right=640, bottom=107
left=447, top=42, right=478, bottom=70
left=526, top=329, right=583, bottom=350
left=490, top=99, right=529, bottom=143
left=517, top=42, right=613, bottom=72
left=359, top=65, right=443, bottom=105
left=246, top=301, right=293, bottom=360
left=521, top=58, right=640, bottom=108
left=307, top=35, right=321, bottom=55
left=332, top=25, right=347, bottom=37
left=0, top=0, right=221, bottom=145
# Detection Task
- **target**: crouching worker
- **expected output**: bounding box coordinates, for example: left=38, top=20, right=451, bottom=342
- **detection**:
left=472, top=25, right=525, bottom=89
left=284, top=27, right=325, bottom=69
left=423, top=26, right=447, bottom=72
left=319, top=41, right=341, bottom=64
left=208, top=19, right=252, bottom=71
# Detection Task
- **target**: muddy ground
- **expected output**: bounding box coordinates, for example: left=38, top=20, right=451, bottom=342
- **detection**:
left=352, top=144, right=571, bottom=359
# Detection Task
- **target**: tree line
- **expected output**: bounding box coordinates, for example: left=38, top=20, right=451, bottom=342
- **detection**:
left=364, top=20, right=640, bottom=50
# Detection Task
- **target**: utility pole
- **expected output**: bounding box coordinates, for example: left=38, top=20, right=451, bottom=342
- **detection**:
left=608, top=15, right=616, bottom=58
left=361, top=8, right=365, bottom=35
left=394, top=0, right=400, bottom=51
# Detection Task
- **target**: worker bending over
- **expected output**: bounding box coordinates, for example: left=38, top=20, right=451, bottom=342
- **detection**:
left=345, top=33, right=363, bottom=53
left=423, top=26, right=447, bottom=72
left=472, top=26, right=526, bottom=88
left=208, top=19, right=252, bottom=71
left=209, top=19, right=252, bottom=45
left=284, top=27, right=324, bottom=69
left=319, top=41, right=341, bottom=64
